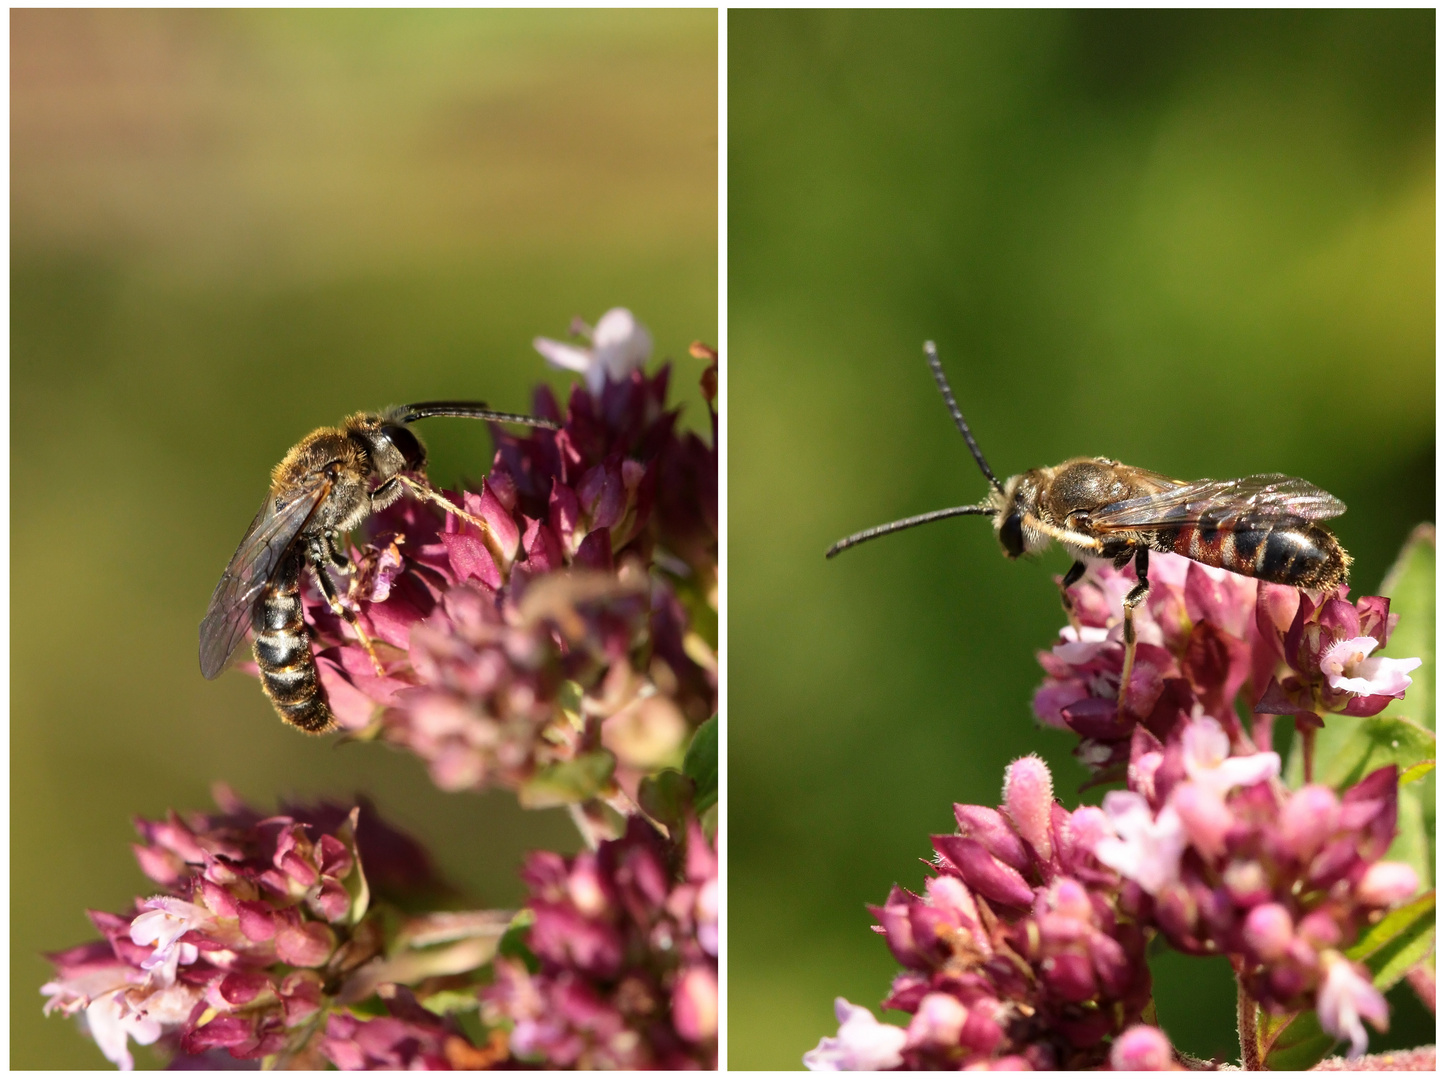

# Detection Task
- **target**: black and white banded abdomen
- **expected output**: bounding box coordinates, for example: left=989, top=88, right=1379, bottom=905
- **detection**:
left=252, top=550, right=335, bottom=733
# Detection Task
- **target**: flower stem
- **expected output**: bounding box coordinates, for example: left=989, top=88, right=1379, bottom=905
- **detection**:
left=1237, top=973, right=1261, bottom=1070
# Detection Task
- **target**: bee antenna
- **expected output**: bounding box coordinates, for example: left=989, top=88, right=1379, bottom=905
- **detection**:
left=923, top=341, right=1004, bottom=493
left=394, top=401, right=559, bottom=430
left=826, top=504, right=996, bottom=559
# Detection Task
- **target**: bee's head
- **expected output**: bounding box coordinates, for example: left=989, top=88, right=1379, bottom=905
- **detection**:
left=350, top=412, right=428, bottom=479
left=993, top=472, right=1044, bottom=559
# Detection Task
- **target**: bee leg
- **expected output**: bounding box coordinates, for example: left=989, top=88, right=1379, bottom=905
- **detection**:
left=325, top=530, right=356, bottom=574
left=308, top=536, right=386, bottom=678
left=1059, top=560, right=1087, bottom=631
left=1117, top=548, right=1150, bottom=715
left=398, top=474, right=492, bottom=536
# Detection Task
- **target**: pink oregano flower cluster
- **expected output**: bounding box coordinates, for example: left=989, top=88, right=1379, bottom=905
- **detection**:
left=40, top=788, right=465, bottom=1070
left=483, top=816, right=719, bottom=1069
left=1097, top=723, right=1414, bottom=1057
left=812, top=550, right=1426, bottom=1069
left=1033, top=554, right=1417, bottom=777
left=808, top=756, right=1152, bottom=1070
left=44, top=788, right=718, bottom=1071
left=296, top=313, right=717, bottom=801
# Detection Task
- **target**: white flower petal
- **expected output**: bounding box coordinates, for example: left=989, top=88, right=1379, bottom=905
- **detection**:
left=803, top=998, right=907, bottom=1071
left=1318, top=956, right=1388, bottom=1059
left=532, top=336, right=595, bottom=374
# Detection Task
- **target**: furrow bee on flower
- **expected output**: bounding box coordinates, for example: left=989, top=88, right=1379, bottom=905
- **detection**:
left=827, top=343, right=1351, bottom=703
left=199, top=402, right=557, bottom=733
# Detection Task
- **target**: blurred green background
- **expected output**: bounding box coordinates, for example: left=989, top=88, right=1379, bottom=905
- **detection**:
left=12, top=9, right=715, bottom=1069
left=730, top=10, right=1432, bottom=1069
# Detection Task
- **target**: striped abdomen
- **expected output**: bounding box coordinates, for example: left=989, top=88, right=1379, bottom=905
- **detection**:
left=252, top=551, right=335, bottom=733
left=1154, top=511, right=1350, bottom=591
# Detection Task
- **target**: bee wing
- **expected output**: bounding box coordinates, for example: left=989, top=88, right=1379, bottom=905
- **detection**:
left=198, top=476, right=331, bottom=679
left=1090, top=473, right=1346, bottom=532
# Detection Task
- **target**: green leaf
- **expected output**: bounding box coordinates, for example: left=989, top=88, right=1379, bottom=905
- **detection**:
left=683, top=715, right=719, bottom=813
left=339, top=807, right=371, bottom=926
left=1311, top=715, right=1436, bottom=790
left=1401, top=759, right=1436, bottom=786
left=1346, top=890, right=1436, bottom=992
left=1262, top=1007, right=1335, bottom=1072
left=1377, top=524, right=1434, bottom=733
left=420, top=988, right=483, bottom=1015
left=517, top=751, right=615, bottom=809
left=497, top=909, right=538, bottom=971
left=639, top=768, right=695, bottom=834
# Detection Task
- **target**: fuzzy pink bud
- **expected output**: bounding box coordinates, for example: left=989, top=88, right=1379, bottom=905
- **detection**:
left=1110, top=1024, right=1175, bottom=1070
left=1356, top=861, right=1420, bottom=907
left=1279, top=785, right=1340, bottom=860
left=1003, top=754, right=1055, bottom=863
left=672, top=965, right=718, bottom=1042
left=1242, top=903, right=1294, bottom=961
left=906, top=993, right=968, bottom=1049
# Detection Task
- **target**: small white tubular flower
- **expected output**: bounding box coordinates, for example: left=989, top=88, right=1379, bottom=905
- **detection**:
left=803, top=998, right=908, bottom=1071
left=1181, top=713, right=1279, bottom=797
left=1093, top=791, right=1186, bottom=896
left=533, top=307, right=653, bottom=395
left=1317, top=954, right=1388, bottom=1059
left=83, top=990, right=162, bottom=1071
left=1320, top=636, right=1421, bottom=698
left=129, top=897, right=208, bottom=987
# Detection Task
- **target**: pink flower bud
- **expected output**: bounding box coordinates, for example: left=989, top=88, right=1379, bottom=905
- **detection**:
left=1279, top=785, right=1339, bottom=861
left=932, top=836, right=1036, bottom=909
left=275, top=920, right=335, bottom=968
left=954, top=804, right=1030, bottom=870
left=1297, top=908, right=1343, bottom=949
left=1110, top=1024, right=1175, bottom=1070
left=1356, top=861, right=1420, bottom=907
left=1003, top=755, right=1055, bottom=863
left=1222, top=860, right=1270, bottom=906
left=1041, top=951, right=1097, bottom=1003
left=906, top=992, right=968, bottom=1049
left=1242, top=903, right=1293, bottom=961
left=672, top=965, right=718, bottom=1042
left=237, top=900, right=277, bottom=943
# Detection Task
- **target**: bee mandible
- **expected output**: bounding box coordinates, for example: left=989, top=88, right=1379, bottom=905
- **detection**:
left=200, top=401, right=557, bottom=733
left=827, top=343, right=1351, bottom=707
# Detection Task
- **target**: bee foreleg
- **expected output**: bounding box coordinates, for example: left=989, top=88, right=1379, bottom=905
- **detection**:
left=307, top=536, right=386, bottom=678
left=1023, top=514, right=1102, bottom=553
left=398, top=475, right=492, bottom=536
left=1059, top=560, right=1087, bottom=631
left=1117, top=548, right=1150, bottom=715
left=325, top=530, right=356, bottom=574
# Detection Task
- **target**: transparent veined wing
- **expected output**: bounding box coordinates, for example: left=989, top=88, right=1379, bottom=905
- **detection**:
left=199, top=476, right=331, bottom=679
left=1090, top=473, right=1346, bottom=533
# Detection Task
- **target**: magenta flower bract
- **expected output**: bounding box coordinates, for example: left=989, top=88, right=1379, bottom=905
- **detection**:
left=483, top=816, right=718, bottom=1069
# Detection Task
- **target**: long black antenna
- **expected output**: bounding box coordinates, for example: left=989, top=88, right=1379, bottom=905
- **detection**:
left=396, top=401, right=559, bottom=430
left=826, top=504, right=995, bottom=558
left=924, top=341, right=1002, bottom=493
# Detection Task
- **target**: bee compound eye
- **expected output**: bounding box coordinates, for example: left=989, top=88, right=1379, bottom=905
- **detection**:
left=381, top=424, right=426, bottom=470
left=999, top=511, right=1025, bottom=558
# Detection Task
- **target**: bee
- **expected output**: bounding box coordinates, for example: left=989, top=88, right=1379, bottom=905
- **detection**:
left=827, top=343, right=1350, bottom=704
left=200, top=401, right=557, bottom=733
